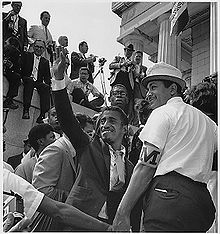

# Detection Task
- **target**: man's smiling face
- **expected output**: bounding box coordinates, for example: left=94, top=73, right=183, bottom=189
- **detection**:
left=99, top=110, right=125, bottom=145
left=146, top=80, right=172, bottom=109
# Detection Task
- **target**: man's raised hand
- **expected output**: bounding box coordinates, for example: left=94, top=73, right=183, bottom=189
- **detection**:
left=53, top=51, right=66, bottom=80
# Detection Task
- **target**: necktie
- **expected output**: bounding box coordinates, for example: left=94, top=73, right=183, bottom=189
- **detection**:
left=32, top=57, right=39, bottom=81
left=11, top=15, right=18, bottom=35
left=45, top=27, right=48, bottom=40
left=110, top=150, right=125, bottom=191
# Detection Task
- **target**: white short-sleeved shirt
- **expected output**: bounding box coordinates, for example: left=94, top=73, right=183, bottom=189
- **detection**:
left=3, top=166, right=44, bottom=219
left=139, top=97, right=218, bottom=183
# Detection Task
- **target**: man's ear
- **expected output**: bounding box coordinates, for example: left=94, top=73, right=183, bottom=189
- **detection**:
left=170, top=83, right=178, bottom=96
left=37, top=138, right=44, bottom=147
left=122, top=125, right=128, bottom=136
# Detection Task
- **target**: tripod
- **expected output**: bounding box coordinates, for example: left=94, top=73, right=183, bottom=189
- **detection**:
left=93, top=66, right=108, bottom=106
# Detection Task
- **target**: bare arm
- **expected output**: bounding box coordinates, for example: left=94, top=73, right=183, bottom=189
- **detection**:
left=112, top=143, right=161, bottom=231
left=38, top=196, right=110, bottom=231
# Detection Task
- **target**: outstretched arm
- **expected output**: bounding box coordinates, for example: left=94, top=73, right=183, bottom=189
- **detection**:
left=38, top=196, right=111, bottom=231
left=52, top=52, right=89, bottom=149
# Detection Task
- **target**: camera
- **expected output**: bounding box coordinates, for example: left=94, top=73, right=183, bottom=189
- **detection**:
left=98, top=57, right=107, bottom=67
left=13, top=212, right=24, bottom=226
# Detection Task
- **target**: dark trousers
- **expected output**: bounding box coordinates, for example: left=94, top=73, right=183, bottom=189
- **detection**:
left=22, top=77, right=50, bottom=115
left=5, top=70, right=21, bottom=99
left=111, top=71, right=133, bottom=99
left=71, top=88, right=104, bottom=111
left=143, top=171, right=215, bottom=232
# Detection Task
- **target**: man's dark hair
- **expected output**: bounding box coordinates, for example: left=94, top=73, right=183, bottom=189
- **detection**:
left=79, top=41, right=87, bottom=50
left=188, top=82, right=217, bottom=123
left=40, top=11, right=50, bottom=20
left=100, top=105, right=128, bottom=126
left=34, top=39, right=46, bottom=47
left=109, top=84, right=128, bottom=97
left=79, top=66, right=90, bottom=74
left=161, top=80, right=183, bottom=95
left=11, top=1, right=22, bottom=6
left=28, top=124, right=54, bottom=151
left=76, top=113, right=94, bottom=129
left=5, top=36, right=21, bottom=50
left=135, top=50, right=143, bottom=56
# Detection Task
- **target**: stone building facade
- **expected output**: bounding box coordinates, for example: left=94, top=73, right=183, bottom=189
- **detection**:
left=111, top=2, right=217, bottom=87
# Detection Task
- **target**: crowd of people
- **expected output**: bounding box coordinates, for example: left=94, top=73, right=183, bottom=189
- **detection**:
left=3, top=1, right=218, bottom=232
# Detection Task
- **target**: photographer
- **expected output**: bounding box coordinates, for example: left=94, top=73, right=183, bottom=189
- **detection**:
left=3, top=37, right=22, bottom=110
left=70, top=41, right=96, bottom=83
left=109, top=44, right=135, bottom=99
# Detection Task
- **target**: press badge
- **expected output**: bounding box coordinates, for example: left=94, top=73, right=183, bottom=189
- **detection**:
left=139, top=144, right=162, bottom=168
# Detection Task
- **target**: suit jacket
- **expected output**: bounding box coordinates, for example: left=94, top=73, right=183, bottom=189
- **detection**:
left=3, top=44, right=22, bottom=74
left=133, top=64, right=148, bottom=99
left=21, top=52, right=51, bottom=85
left=7, top=153, right=23, bottom=170
left=53, top=88, right=142, bottom=231
left=70, top=51, right=94, bottom=83
left=15, top=156, right=37, bottom=183
left=27, top=25, right=53, bottom=61
left=32, top=136, right=77, bottom=201
left=3, top=12, right=28, bottom=51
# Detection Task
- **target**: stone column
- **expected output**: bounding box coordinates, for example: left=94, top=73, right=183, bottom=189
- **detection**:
left=210, top=2, right=217, bottom=74
left=157, top=12, right=181, bottom=68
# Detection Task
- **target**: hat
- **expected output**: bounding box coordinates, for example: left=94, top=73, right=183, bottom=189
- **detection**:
left=124, top=44, right=135, bottom=51
left=142, top=62, right=186, bottom=90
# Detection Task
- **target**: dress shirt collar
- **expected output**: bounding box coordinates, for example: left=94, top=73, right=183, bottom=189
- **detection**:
left=108, top=144, right=126, bottom=162
left=167, top=96, right=183, bottom=104
left=34, top=54, right=41, bottom=60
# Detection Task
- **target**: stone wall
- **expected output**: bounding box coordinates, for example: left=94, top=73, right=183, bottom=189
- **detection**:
left=191, top=19, right=210, bottom=86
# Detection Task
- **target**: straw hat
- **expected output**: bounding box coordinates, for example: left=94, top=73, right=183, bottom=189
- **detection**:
left=142, top=62, right=186, bottom=90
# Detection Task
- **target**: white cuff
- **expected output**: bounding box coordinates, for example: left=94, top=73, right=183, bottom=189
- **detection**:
left=51, top=78, right=66, bottom=91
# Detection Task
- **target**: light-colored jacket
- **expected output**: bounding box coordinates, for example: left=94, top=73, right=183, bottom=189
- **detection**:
left=28, top=25, right=53, bottom=61
left=32, top=136, right=77, bottom=201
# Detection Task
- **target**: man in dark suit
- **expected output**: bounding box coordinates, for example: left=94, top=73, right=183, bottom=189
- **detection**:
left=2, top=1, right=28, bottom=51
left=51, top=53, right=142, bottom=231
left=7, top=139, right=31, bottom=170
left=3, top=37, right=22, bottom=109
left=132, top=50, right=148, bottom=100
left=21, top=39, right=51, bottom=123
left=70, top=41, right=96, bottom=83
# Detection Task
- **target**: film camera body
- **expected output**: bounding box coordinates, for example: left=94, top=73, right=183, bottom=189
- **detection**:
left=98, top=57, right=107, bottom=67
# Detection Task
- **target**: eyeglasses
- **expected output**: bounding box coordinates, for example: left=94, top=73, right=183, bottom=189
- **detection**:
left=111, top=91, right=127, bottom=97
left=34, top=45, right=45, bottom=50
